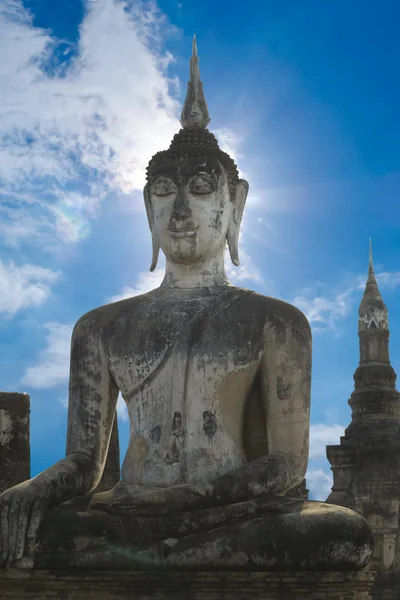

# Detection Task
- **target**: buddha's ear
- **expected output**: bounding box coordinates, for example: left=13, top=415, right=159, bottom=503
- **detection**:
left=144, top=184, right=160, bottom=272
left=227, top=179, right=249, bottom=266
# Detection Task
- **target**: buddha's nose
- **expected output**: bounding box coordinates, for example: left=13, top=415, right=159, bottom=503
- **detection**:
left=170, top=186, right=192, bottom=222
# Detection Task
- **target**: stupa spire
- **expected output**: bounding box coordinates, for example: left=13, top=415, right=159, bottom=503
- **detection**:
left=369, top=237, right=373, bottom=270
left=180, top=35, right=211, bottom=130
left=359, top=239, right=387, bottom=331
left=366, top=237, right=379, bottom=287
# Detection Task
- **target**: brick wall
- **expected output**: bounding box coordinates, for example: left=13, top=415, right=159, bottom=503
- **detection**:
left=0, top=570, right=376, bottom=600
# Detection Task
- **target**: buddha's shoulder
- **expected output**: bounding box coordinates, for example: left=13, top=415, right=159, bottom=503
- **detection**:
left=72, top=290, right=158, bottom=334
left=235, top=288, right=311, bottom=338
left=72, top=287, right=310, bottom=339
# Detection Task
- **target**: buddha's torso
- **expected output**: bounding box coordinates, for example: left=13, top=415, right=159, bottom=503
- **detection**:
left=103, top=286, right=270, bottom=487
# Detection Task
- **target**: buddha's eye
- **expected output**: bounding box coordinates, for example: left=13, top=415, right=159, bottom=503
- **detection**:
left=152, top=177, right=177, bottom=197
left=188, top=175, right=216, bottom=196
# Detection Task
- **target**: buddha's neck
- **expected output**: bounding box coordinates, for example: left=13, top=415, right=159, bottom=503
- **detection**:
left=161, top=253, right=230, bottom=289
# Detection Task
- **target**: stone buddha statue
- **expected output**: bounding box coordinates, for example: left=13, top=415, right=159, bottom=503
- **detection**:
left=0, top=38, right=372, bottom=572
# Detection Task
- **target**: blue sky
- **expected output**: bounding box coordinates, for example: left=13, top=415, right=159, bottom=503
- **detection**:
left=1, top=0, right=400, bottom=500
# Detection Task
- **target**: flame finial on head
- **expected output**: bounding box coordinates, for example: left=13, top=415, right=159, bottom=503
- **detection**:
left=147, top=36, right=239, bottom=189
left=180, top=35, right=210, bottom=130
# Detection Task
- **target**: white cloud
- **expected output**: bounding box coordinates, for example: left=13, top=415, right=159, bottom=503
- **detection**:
left=309, top=422, right=344, bottom=459
left=0, top=0, right=180, bottom=248
left=377, top=271, right=400, bottom=290
left=108, top=268, right=165, bottom=302
left=213, top=127, right=248, bottom=179
left=224, top=223, right=263, bottom=288
left=306, top=422, right=344, bottom=500
left=293, top=269, right=400, bottom=332
left=0, top=261, right=59, bottom=317
left=213, top=128, right=241, bottom=158
left=306, top=468, right=333, bottom=501
left=21, top=322, right=72, bottom=389
left=226, top=246, right=263, bottom=285
left=293, top=289, right=353, bottom=331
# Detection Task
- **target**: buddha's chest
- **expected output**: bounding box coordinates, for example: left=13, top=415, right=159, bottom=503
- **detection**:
left=106, top=292, right=265, bottom=403
left=106, top=294, right=266, bottom=485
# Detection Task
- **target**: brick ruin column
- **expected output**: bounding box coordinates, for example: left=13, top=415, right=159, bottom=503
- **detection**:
left=0, top=391, right=30, bottom=493
left=327, top=242, right=400, bottom=596
left=287, top=478, right=309, bottom=499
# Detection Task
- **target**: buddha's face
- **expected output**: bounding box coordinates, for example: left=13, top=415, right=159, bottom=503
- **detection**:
left=146, top=157, right=233, bottom=266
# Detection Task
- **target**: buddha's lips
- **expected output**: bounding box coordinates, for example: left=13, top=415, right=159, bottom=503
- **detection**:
left=167, top=226, right=199, bottom=238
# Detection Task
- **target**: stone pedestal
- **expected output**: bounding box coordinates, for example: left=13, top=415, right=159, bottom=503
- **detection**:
left=0, top=570, right=376, bottom=600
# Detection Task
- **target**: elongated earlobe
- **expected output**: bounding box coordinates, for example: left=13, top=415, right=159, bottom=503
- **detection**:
left=227, top=224, right=240, bottom=266
left=227, top=179, right=249, bottom=266
left=144, top=184, right=160, bottom=271
left=149, top=235, right=160, bottom=272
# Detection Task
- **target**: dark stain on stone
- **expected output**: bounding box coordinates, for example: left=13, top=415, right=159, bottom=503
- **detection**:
left=170, top=438, right=180, bottom=463
left=203, top=411, right=218, bottom=438
left=150, top=425, right=161, bottom=444
left=277, top=376, right=291, bottom=401
left=171, top=411, right=182, bottom=435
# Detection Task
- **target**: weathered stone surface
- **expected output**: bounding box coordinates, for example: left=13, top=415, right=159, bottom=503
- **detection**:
left=0, top=39, right=373, bottom=576
left=20, top=495, right=372, bottom=571
left=0, top=392, right=30, bottom=494
left=0, top=569, right=376, bottom=600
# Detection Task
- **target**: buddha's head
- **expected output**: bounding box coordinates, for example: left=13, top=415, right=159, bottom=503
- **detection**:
left=144, top=37, right=249, bottom=271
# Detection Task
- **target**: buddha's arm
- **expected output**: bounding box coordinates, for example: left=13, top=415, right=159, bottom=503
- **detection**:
left=204, top=309, right=312, bottom=505
left=64, top=312, right=119, bottom=493
left=0, top=312, right=119, bottom=565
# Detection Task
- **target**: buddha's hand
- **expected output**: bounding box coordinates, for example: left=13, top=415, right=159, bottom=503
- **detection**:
left=0, top=479, right=50, bottom=567
left=132, top=483, right=214, bottom=513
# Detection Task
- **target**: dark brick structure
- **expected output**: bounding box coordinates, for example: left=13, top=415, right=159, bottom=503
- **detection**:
left=327, top=244, right=400, bottom=591
left=0, top=569, right=376, bottom=599
left=0, top=391, right=30, bottom=494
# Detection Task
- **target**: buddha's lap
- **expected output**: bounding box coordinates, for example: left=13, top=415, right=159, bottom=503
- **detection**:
left=31, top=495, right=372, bottom=570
